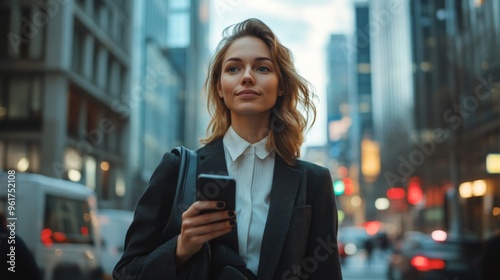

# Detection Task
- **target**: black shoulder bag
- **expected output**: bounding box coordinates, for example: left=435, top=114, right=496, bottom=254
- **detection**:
left=169, top=147, right=248, bottom=280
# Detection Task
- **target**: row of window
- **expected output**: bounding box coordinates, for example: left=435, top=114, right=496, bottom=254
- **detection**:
left=76, top=0, right=130, bottom=49
left=72, top=22, right=128, bottom=98
left=0, top=5, right=46, bottom=60
left=67, top=90, right=122, bottom=154
left=0, top=140, right=40, bottom=173
left=0, top=140, right=123, bottom=200
left=63, top=147, right=124, bottom=200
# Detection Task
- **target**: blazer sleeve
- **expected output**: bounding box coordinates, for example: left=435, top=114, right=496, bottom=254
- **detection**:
left=113, top=152, right=188, bottom=280
left=305, top=166, right=343, bottom=279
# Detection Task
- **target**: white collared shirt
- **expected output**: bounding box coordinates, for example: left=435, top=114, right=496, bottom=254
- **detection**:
left=222, top=126, right=275, bottom=275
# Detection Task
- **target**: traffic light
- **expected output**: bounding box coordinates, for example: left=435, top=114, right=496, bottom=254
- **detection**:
left=386, top=187, right=405, bottom=200
left=407, top=177, right=423, bottom=205
left=333, top=180, right=345, bottom=195
left=342, top=177, right=354, bottom=195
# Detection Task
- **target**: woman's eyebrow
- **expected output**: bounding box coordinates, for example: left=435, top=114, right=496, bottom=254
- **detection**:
left=224, top=57, right=272, bottom=63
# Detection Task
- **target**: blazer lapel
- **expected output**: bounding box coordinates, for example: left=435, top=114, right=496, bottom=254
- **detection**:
left=257, top=156, right=302, bottom=279
left=197, top=140, right=228, bottom=175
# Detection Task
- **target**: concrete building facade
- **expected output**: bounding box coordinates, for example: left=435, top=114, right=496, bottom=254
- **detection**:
left=0, top=0, right=133, bottom=208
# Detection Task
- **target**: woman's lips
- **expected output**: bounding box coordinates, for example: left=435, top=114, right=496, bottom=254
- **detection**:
left=236, top=89, right=260, bottom=98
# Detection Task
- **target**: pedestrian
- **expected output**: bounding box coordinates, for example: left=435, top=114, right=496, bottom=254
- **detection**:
left=0, top=212, right=42, bottom=280
left=481, top=219, right=500, bottom=280
left=377, top=231, right=390, bottom=251
left=364, top=237, right=374, bottom=266
left=113, top=18, right=343, bottom=280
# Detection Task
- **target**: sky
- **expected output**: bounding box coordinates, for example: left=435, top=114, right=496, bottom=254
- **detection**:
left=209, top=0, right=355, bottom=148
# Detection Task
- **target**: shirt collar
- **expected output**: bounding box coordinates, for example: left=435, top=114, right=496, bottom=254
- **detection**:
left=223, top=126, right=272, bottom=161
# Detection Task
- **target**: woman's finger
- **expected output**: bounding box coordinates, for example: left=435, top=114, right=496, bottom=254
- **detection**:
left=183, top=218, right=235, bottom=237
left=182, top=200, right=226, bottom=217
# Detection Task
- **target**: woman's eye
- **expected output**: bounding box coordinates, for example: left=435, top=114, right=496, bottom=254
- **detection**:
left=227, top=66, right=239, bottom=72
left=257, top=66, right=270, bottom=72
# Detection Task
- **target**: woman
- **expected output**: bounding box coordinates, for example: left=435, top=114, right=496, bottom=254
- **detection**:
left=114, top=18, right=343, bottom=280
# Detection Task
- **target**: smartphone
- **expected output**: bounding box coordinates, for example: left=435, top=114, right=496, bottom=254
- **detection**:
left=197, top=174, right=236, bottom=213
left=197, top=174, right=238, bottom=249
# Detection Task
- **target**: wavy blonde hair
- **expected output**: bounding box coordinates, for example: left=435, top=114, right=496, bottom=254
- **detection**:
left=201, top=18, right=316, bottom=166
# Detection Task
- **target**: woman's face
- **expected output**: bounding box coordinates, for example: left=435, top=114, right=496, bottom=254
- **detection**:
left=218, top=36, right=281, bottom=120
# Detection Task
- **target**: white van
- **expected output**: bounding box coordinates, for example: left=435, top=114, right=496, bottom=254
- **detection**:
left=98, top=209, right=134, bottom=279
left=0, top=171, right=103, bottom=280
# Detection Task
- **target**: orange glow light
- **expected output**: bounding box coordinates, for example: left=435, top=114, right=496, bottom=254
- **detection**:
left=364, top=221, right=381, bottom=235
left=52, top=232, right=67, bottom=242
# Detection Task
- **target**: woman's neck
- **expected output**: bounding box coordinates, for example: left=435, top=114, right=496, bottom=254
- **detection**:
left=230, top=114, right=270, bottom=144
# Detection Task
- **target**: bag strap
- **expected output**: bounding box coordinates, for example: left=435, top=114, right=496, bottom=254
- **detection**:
left=170, top=146, right=247, bottom=280
left=169, top=146, right=198, bottom=234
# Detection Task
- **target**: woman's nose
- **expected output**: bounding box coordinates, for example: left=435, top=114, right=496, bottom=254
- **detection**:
left=241, top=67, right=255, bottom=85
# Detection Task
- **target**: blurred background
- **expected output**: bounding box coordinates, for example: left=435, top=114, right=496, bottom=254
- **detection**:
left=1, top=0, right=500, bottom=279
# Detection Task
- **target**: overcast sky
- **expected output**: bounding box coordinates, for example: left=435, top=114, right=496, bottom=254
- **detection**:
left=209, top=0, right=355, bottom=148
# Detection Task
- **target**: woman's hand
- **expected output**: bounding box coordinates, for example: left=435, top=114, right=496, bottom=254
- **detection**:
left=175, top=201, right=236, bottom=268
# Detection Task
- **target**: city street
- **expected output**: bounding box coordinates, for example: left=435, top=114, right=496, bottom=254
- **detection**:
left=341, top=249, right=390, bottom=280
left=1, top=0, right=500, bottom=279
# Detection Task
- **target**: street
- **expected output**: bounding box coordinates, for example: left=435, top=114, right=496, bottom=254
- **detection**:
left=341, top=249, right=390, bottom=280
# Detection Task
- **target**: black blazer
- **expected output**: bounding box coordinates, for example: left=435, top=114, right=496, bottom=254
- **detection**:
left=113, top=140, right=343, bottom=280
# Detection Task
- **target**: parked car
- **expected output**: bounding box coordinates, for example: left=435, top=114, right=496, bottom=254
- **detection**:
left=387, top=230, right=483, bottom=280
left=337, top=226, right=370, bottom=257
left=0, top=172, right=103, bottom=280
left=98, top=209, right=133, bottom=279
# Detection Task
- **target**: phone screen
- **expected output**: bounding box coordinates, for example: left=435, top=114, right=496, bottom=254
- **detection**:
left=197, top=174, right=236, bottom=212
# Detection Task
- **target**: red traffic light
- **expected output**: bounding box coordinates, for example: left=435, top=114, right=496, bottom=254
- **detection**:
left=342, top=177, right=354, bottom=195
left=407, top=177, right=423, bottom=205
left=387, top=187, right=405, bottom=200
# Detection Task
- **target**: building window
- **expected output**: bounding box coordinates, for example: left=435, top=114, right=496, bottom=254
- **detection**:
left=84, top=155, right=97, bottom=190
left=64, top=147, right=83, bottom=182
left=106, top=56, right=115, bottom=96
left=105, top=117, right=119, bottom=153
left=4, top=141, right=40, bottom=172
left=0, top=76, right=43, bottom=122
left=0, top=8, right=10, bottom=59
left=86, top=99, right=101, bottom=146
left=67, top=91, right=81, bottom=138
left=120, top=66, right=128, bottom=98
left=3, top=5, right=47, bottom=59
left=19, top=8, right=31, bottom=58
left=116, top=16, right=124, bottom=48
left=9, top=77, right=30, bottom=118
left=93, top=45, right=108, bottom=89
left=92, top=43, right=100, bottom=85
left=72, top=24, right=85, bottom=75
left=95, top=0, right=109, bottom=32
left=110, top=11, right=119, bottom=43
left=29, top=6, right=45, bottom=59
